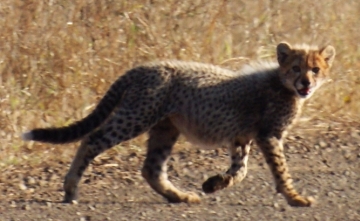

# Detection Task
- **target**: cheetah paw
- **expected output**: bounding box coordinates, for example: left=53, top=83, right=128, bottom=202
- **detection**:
left=167, top=192, right=201, bottom=204
left=62, top=190, right=79, bottom=204
left=183, top=192, right=201, bottom=204
left=287, top=195, right=315, bottom=207
left=202, top=174, right=233, bottom=194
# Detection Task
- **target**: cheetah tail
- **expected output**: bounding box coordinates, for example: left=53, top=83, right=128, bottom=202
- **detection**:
left=21, top=75, right=129, bottom=144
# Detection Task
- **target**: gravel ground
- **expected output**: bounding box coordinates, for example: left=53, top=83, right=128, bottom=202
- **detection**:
left=0, top=120, right=359, bottom=221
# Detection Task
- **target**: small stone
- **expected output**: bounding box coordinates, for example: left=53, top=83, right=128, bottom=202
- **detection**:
left=340, top=145, right=348, bottom=149
left=214, top=196, right=221, bottom=202
left=88, top=205, right=95, bottom=211
left=350, top=131, right=359, bottom=138
left=49, top=174, right=57, bottom=181
left=39, top=180, right=47, bottom=187
left=19, top=183, right=27, bottom=191
left=22, top=204, right=31, bottom=210
left=237, top=200, right=245, bottom=205
left=10, top=201, right=16, bottom=208
left=196, top=149, right=205, bottom=154
left=327, top=191, right=335, bottom=197
left=27, top=177, right=36, bottom=185
left=350, top=183, right=357, bottom=190
left=273, top=202, right=279, bottom=208
left=319, top=141, right=327, bottom=148
left=124, top=177, right=135, bottom=185
left=46, top=202, right=52, bottom=208
left=71, top=200, right=78, bottom=205
left=343, top=151, right=351, bottom=159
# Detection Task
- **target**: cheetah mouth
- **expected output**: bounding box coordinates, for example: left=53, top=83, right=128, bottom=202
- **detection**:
left=296, top=88, right=311, bottom=97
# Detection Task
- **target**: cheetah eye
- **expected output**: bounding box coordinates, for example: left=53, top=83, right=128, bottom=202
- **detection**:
left=312, top=67, right=320, bottom=74
left=292, top=66, right=301, bottom=72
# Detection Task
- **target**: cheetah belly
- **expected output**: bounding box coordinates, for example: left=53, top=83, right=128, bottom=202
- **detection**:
left=169, top=114, right=231, bottom=150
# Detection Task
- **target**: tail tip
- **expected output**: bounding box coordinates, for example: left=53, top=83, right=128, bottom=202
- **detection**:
left=21, top=131, right=33, bottom=141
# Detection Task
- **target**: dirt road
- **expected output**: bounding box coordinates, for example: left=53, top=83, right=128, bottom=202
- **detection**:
left=0, top=120, right=359, bottom=221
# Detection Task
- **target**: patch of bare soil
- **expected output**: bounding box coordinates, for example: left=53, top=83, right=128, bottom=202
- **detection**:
left=0, top=120, right=359, bottom=221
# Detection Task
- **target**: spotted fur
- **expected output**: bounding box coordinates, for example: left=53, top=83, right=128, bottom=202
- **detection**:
left=22, top=42, right=336, bottom=207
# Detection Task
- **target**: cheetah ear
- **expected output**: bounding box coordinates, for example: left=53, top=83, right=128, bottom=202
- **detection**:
left=276, top=42, right=292, bottom=66
left=320, top=45, right=336, bottom=67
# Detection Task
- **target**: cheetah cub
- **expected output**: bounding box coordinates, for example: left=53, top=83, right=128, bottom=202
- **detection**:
left=22, top=42, right=335, bottom=207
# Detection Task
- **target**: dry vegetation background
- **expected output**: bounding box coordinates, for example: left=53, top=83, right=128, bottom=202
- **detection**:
left=0, top=0, right=359, bottom=167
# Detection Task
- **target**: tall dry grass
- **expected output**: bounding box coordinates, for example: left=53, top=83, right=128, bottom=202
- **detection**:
left=0, top=0, right=359, bottom=166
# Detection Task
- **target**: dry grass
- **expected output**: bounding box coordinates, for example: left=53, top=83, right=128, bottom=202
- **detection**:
left=0, top=0, right=359, bottom=166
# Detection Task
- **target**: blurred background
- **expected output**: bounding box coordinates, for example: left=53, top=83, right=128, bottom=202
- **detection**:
left=0, top=0, right=359, bottom=166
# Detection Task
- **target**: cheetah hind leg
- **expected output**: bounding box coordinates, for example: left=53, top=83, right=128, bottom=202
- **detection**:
left=202, top=141, right=251, bottom=194
left=141, top=118, right=201, bottom=204
left=63, top=108, right=160, bottom=203
left=62, top=79, right=176, bottom=203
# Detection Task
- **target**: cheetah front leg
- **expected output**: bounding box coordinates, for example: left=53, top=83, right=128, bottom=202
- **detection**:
left=202, top=141, right=251, bottom=193
left=141, top=118, right=201, bottom=204
left=256, top=136, right=314, bottom=207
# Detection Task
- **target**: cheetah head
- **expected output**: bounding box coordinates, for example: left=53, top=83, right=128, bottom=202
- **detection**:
left=276, top=42, right=336, bottom=99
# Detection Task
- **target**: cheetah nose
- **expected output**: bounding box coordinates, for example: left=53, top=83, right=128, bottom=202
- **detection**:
left=301, top=79, right=311, bottom=87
